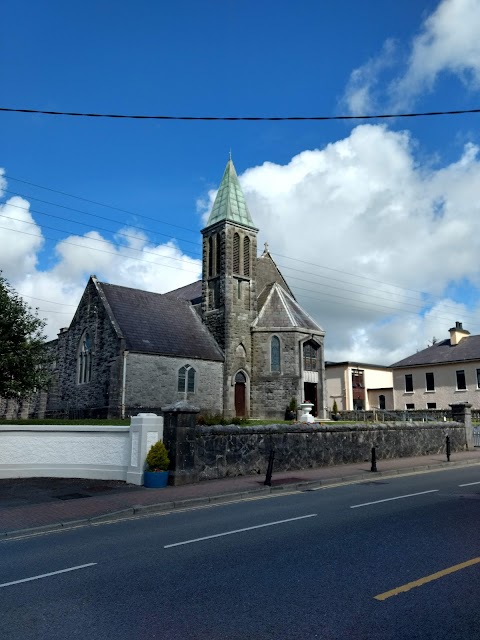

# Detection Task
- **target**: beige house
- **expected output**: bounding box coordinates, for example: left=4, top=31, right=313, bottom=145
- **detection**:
left=391, top=322, right=480, bottom=410
left=325, top=361, right=393, bottom=411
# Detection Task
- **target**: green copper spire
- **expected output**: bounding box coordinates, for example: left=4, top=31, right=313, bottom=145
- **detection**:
left=205, top=159, right=257, bottom=229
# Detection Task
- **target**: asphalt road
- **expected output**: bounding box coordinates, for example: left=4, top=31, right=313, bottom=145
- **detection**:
left=1, top=465, right=480, bottom=640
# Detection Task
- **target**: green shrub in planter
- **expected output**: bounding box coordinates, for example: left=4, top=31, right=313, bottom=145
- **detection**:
left=146, top=440, right=170, bottom=472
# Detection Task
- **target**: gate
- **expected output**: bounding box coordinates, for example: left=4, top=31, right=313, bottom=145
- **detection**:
left=473, top=426, right=480, bottom=447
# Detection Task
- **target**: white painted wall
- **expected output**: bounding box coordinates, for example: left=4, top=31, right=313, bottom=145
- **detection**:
left=326, top=364, right=393, bottom=410
left=0, top=414, right=163, bottom=484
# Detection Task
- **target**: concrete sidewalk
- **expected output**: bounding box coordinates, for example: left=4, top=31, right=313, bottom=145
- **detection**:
left=2, top=450, right=480, bottom=537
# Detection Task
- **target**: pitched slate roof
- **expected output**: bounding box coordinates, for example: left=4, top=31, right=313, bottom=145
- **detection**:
left=204, top=159, right=257, bottom=230
left=254, top=282, right=324, bottom=332
left=256, top=250, right=294, bottom=300
left=98, top=281, right=223, bottom=361
left=163, top=280, right=202, bottom=304
left=391, top=335, right=480, bottom=368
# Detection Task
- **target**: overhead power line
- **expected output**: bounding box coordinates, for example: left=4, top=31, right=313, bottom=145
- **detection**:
left=0, top=223, right=476, bottom=330
left=4, top=175, right=470, bottom=315
left=1, top=106, right=480, bottom=121
left=2, top=194, right=474, bottom=321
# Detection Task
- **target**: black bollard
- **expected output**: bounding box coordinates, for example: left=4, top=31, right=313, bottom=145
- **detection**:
left=446, top=435, right=451, bottom=462
left=371, top=446, right=378, bottom=472
left=264, top=450, right=275, bottom=486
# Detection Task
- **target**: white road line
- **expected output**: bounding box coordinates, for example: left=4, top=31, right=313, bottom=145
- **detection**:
left=459, top=481, right=480, bottom=487
left=0, top=563, right=97, bottom=588
left=164, top=514, right=317, bottom=548
left=350, top=490, right=438, bottom=509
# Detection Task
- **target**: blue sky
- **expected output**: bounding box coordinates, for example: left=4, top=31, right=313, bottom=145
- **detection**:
left=2, top=0, right=480, bottom=363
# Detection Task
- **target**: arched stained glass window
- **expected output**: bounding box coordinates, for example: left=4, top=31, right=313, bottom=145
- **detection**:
left=235, top=371, right=246, bottom=384
left=77, top=331, right=92, bottom=384
left=178, top=365, right=196, bottom=393
left=271, top=336, right=280, bottom=372
left=243, top=236, right=250, bottom=277
left=233, top=233, right=240, bottom=274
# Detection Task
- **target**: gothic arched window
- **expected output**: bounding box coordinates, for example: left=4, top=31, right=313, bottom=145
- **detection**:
left=243, top=236, right=250, bottom=277
left=271, top=336, right=280, bottom=372
left=303, top=340, right=319, bottom=371
left=216, top=233, right=221, bottom=275
left=233, top=233, right=240, bottom=274
left=208, top=237, right=213, bottom=277
left=77, top=331, right=92, bottom=384
left=178, top=365, right=196, bottom=393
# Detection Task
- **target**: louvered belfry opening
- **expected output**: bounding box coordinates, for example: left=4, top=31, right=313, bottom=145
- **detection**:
left=233, top=232, right=240, bottom=274
left=243, top=236, right=250, bottom=277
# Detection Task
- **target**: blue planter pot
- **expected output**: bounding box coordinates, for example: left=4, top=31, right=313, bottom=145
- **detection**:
left=143, top=470, right=169, bottom=488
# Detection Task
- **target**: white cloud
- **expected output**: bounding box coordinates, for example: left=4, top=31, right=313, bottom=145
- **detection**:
left=0, top=196, right=44, bottom=276
left=200, top=124, right=480, bottom=363
left=0, top=180, right=201, bottom=340
left=343, top=0, right=480, bottom=112
left=5, top=121, right=480, bottom=362
left=343, top=39, right=397, bottom=114
left=392, top=0, right=480, bottom=107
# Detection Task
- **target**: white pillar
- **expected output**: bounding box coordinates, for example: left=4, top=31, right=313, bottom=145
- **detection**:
left=126, top=413, right=164, bottom=485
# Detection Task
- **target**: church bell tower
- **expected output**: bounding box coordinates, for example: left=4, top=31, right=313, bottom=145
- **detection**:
left=201, top=158, right=258, bottom=417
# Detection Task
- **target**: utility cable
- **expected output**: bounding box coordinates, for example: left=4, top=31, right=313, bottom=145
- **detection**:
left=4, top=173, right=471, bottom=311
left=0, top=224, right=473, bottom=328
left=2, top=106, right=480, bottom=121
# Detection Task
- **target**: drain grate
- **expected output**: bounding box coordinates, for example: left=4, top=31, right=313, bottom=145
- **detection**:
left=56, top=493, right=91, bottom=500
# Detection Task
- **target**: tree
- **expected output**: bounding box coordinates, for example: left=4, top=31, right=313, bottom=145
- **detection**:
left=0, top=274, right=52, bottom=398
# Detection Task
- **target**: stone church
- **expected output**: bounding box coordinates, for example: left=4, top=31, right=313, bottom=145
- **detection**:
left=38, top=159, right=327, bottom=420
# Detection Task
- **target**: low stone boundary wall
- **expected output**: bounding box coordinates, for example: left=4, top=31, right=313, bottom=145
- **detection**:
left=195, top=422, right=467, bottom=480
left=0, top=414, right=163, bottom=484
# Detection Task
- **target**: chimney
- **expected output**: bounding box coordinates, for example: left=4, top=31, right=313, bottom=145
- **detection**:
left=449, top=321, right=470, bottom=346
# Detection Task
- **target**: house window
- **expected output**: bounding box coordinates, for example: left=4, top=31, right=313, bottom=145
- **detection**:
left=426, top=372, right=435, bottom=391
left=233, top=233, right=240, bottom=274
left=271, top=336, right=280, bottom=372
left=77, top=332, right=92, bottom=384
left=243, top=236, right=250, bottom=277
left=456, top=370, right=466, bottom=390
left=427, top=402, right=437, bottom=409
left=303, top=340, right=319, bottom=371
left=405, top=374, right=413, bottom=392
left=379, top=394, right=386, bottom=410
left=476, top=368, right=480, bottom=389
left=406, top=403, right=415, bottom=410
left=178, top=365, right=196, bottom=393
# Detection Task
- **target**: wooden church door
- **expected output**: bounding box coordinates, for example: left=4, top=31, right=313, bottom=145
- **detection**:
left=234, top=371, right=246, bottom=417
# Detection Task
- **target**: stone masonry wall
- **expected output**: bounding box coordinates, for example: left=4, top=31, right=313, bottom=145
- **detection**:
left=251, top=330, right=302, bottom=419
left=126, top=353, right=223, bottom=415
left=195, top=422, right=466, bottom=480
left=46, top=278, right=123, bottom=417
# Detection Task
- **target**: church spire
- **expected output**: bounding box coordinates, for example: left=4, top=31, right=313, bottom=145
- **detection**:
left=205, top=158, right=257, bottom=230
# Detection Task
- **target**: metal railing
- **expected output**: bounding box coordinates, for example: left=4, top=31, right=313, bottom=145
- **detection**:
left=473, top=426, right=480, bottom=447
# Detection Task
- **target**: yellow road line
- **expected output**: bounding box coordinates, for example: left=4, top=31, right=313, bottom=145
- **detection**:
left=374, top=557, right=480, bottom=601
